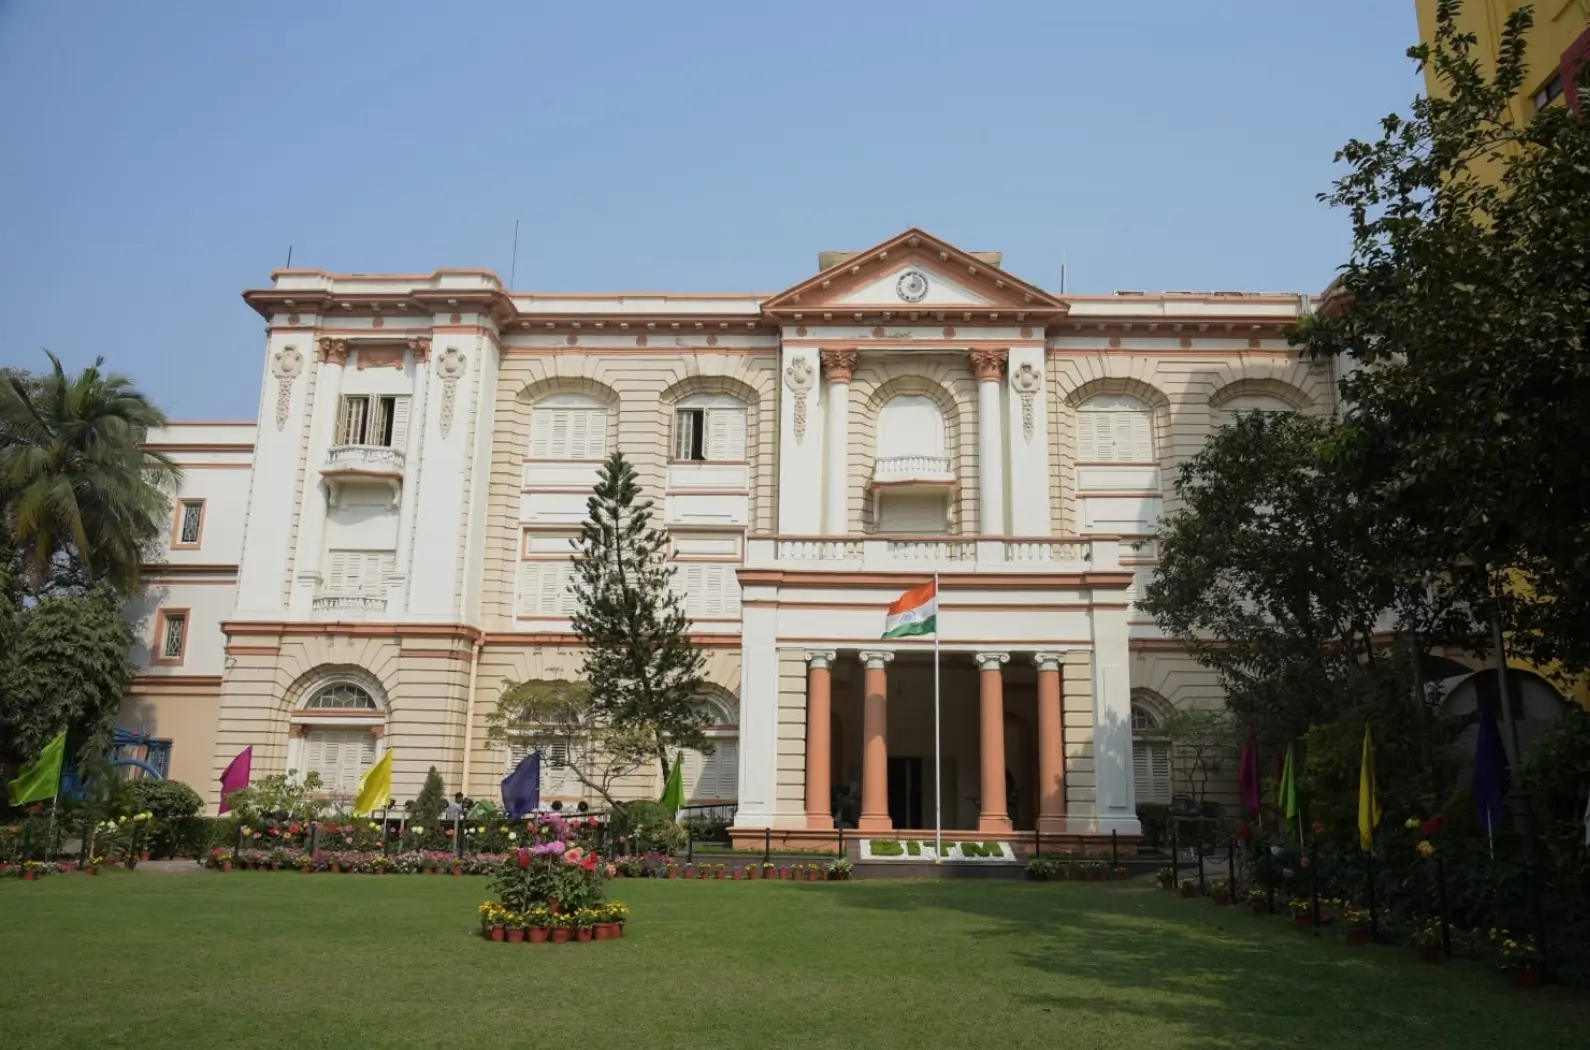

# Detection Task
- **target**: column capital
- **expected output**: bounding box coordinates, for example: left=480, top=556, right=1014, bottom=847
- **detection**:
left=407, top=336, right=432, bottom=363
left=804, top=649, right=837, bottom=669
left=969, top=347, right=1007, bottom=381
left=819, top=348, right=859, bottom=383
left=857, top=650, right=895, bottom=669
left=974, top=651, right=1011, bottom=671
left=316, top=336, right=349, bottom=366
left=1032, top=651, right=1065, bottom=671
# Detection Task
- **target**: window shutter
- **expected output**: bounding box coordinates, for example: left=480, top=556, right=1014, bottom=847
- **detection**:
left=674, top=411, right=696, bottom=460
left=579, top=409, right=607, bottom=459
left=706, top=409, right=746, bottom=461
left=369, top=398, right=390, bottom=447
left=1077, top=412, right=1100, bottom=461
left=679, top=747, right=707, bottom=802
left=1132, top=745, right=1152, bottom=804
left=530, top=411, right=556, bottom=458
left=517, top=562, right=540, bottom=616
left=699, top=739, right=738, bottom=800
left=1151, top=743, right=1172, bottom=804
left=558, top=562, right=579, bottom=615
left=340, top=397, right=370, bottom=445
left=388, top=396, right=410, bottom=449
left=335, top=398, right=352, bottom=445
left=1564, top=29, right=1590, bottom=116
left=355, top=737, right=378, bottom=794
left=1128, top=412, right=1154, bottom=461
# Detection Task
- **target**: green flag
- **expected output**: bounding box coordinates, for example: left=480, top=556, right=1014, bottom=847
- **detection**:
left=7, top=729, right=66, bottom=807
left=1277, top=743, right=1301, bottom=840
left=659, top=752, right=684, bottom=815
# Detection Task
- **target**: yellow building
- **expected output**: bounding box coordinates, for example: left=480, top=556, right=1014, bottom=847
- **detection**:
left=1415, top=0, right=1589, bottom=122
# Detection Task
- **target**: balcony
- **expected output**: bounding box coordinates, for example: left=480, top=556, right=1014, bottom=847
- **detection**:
left=745, top=535, right=1121, bottom=574
left=870, top=454, right=955, bottom=491
left=321, top=444, right=405, bottom=506
left=311, top=593, right=389, bottom=615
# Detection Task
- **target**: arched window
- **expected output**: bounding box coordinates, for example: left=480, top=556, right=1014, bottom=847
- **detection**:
left=1078, top=395, right=1155, bottom=463
left=673, top=394, right=747, bottom=462
left=676, top=694, right=739, bottom=804
left=303, top=682, right=379, bottom=710
left=873, top=395, right=952, bottom=534
left=530, top=394, right=608, bottom=460
left=1131, top=699, right=1172, bottom=805
left=1217, top=394, right=1295, bottom=427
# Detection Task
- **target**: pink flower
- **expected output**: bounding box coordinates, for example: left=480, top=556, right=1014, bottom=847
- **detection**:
left=563, top=847, right=584, bottom=865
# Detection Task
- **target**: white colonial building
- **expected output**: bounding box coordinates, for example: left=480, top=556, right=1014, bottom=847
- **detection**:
left=125, top=228, right=1335, bottom=845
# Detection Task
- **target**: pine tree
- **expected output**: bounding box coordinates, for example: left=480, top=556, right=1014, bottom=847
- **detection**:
left=410, top=766, right=448, bottom=834
left=571, top=450, right=709, bottom=778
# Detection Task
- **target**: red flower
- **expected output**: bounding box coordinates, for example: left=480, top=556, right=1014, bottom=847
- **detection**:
left=517, top=848, right=530, bottom=870
left=27, top=804, right=43, bottom=815
left=580, top=858, right=597, bottom=873
left=1311, top=820, right=1325, bottom=836
left=288, top=823, right=300, bottom=835
left=588, top=817, right=599, bottom=828
left=445, top=829, right=454, bottom=838
left=1419, top=813, right=1448, bottom=838
left=1235, top=821, right=1253, bottom=842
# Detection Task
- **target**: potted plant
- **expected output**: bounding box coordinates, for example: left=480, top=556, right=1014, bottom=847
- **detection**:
left=1288, top=898, right=1316, bottom=928
left=575, top=909, right=597, bottom=943
left=1112, top=866, right=1129, bottom=881
left=1493, top=933, right=1544, bottom=988
left=733, top=866, right=746, bottom=880
left=298, top=854, right=314, bottom=874
left=609, top=900, right=629, bottom=937
left=1409, top=919, right=1444, bottom=963
left=86, top=855, right=104, bottom=876
left=665, top=863, right=679, bottom=879
left=526, top=907, right=551, bottom=943
left=1245, top=887, right=1271, bottom=916
left=504, top=911, right=526, bottom=944
left=1157, top=866, right=1176, bottom=890
left=827, top=857, right=853, bottom=881
left=22, top=860, right=40, bottom=882
left=1208, top=878, right=1231, bottom=906
left=1179, top=877, right=1197, bottom=899
left=762, top=862, right=776, bottom=880
left=550, top=914, right=572, bottom=944
left=1340, top=906, right=1372, bottom=946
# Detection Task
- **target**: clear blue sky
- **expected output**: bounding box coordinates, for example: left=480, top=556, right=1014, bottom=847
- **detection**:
left=0, top=0, right=1422, bottom=419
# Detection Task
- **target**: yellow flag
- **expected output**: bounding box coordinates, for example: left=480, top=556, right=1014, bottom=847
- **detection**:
left=1357, top=725, right=1380, bottom=851
left=353, top=749, right=393, bottom=817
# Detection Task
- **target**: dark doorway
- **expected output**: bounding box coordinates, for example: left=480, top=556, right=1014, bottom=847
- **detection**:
left=888, top=756, right=924, bottom=829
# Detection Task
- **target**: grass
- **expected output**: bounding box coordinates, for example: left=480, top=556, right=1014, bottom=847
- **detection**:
left=3, top=873, right=1589, bottom=1049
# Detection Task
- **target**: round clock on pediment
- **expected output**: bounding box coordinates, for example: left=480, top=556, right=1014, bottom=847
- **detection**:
left=895, top=270, right=930, bottom=303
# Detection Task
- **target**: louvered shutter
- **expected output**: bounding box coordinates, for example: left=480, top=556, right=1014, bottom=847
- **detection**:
left=340, top=397, right=370, bottom=445
left=324, top=552, right=349, bottom=593
left=1132, top=741, right=1171, bottom=804
left=353, top=736, right=378, bottom=794
left=578, top=409, right=607, bottom=459
left=303, top=735, right=325, bottom=781
left=388, top=396, right=410, bottom=449
left=1077, top=412, right=1101, bottom=461
left=699, top=739, right=738, bottom=801
left=558, top=562, right=579, bottom=615
left=1150, top=744, right=1172, bottom=803
left=674, top=411, right=696, bottom=460
left=706, top=408, right=746, bottom=461
left=517, top=563, right=540, bottom=616
left=335, top=398, right=352, bottom=445
left=530, top=412, right=556, bottom=458
left=1132, top=745, right=1152, bottom=804
left=679, top=747, right=707, bottom=801
left=1126, top=411, right=1154, bottom=461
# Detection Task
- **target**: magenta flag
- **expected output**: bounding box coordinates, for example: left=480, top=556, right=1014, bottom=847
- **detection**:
left=218, top=747, right=253, bottom=814
left=1238, top=729, right=1262, bottom=817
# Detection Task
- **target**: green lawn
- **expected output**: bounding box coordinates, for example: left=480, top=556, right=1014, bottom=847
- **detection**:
left=1, top=872, right=1586, bottom=1049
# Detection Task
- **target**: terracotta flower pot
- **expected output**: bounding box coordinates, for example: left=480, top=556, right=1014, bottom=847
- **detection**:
left=86, top=867, right=97, bottom=876
left=330, top=863, right=340, bottom=874
left=528, top=927, right=549, bottom=943
left=222, top=862, right=232, bottom=873
left=1251, top=902, right=1270, bottom=916
left=139, top=851, right=151, bottom=862
left=667, top=870, right=678, bottom=879
left=715, top=871, right=724, bottom=879
left=1294, top=914, right=1315, bottom=929
left=489, top=926, right=505, bottom=942
left=1213, top=894, right=1230, bottom=907
left=1509, top=965, right=1543, bottom=989
left=1179, top=885, right=1195, bottom=899
left=272, top=863, right=281, bottom=871
left=576, top=927, right=594, bottom=943
left=452, top=868, right=462, bottom=877
left=23, top=871, right=36, bottom=882
left=1417, top=945, right=1444, bottom=964
left=595, top=923, right=617, bottom=941
left=506, top=928, right=524, bottom=944
left=1345, top=929, right=1369, bottom=947
left=551, top=928, right=571, bottom=944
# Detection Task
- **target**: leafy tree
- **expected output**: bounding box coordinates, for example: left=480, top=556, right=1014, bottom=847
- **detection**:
left=224, top=771, right=331, bottom=823
left=570, top=451, right=709, bottom=776
left=410, top=765, right=448, bottom=831
left=487, top=676, right=657, bottom=810
left=1160, top=709, right=1239, bottom=806
left=119, top=778, right=203, bottom=822
left=0, top=586, right=134, bottom=768
left=0, top=351, right=180, bottom=595
left=1294, top=0, right=1590, bottom=674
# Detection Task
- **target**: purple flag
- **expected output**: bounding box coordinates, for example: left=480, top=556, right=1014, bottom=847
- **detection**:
left=1472, top=706, right=1510, bottom=835
left=218, top=747, right=253, bottom=814
left=501, top=752, right=540, bottom=818
left=1238, top=729, right=1262, bottom=817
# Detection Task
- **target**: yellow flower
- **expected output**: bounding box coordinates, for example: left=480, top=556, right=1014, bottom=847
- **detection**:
left=1416, top=840, right=1435, bottom=858
left=1404, top=817, right=1420, bottom=830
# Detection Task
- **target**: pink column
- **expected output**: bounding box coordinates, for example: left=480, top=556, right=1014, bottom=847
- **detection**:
left=804, top=651, right=836, bottom=830
left=1034, top=652, right=1066, bottom=835
left=857, top=650, right=894, bottom=832
left=976, top=652, right=1013, bottom=833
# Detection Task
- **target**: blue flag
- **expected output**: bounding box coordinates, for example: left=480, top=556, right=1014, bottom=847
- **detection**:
left=502, top=752, right=541, bottom=818
left=1472, top=705, right=1511, bottom=835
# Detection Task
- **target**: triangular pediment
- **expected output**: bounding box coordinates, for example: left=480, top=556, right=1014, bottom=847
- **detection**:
left=761, top=228, right=1068, bottom=321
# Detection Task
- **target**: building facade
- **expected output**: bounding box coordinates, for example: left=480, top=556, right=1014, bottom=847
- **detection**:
left=1415, top=0, right=1589, bottom=121
left=124, top=228, right=1334, bottom=843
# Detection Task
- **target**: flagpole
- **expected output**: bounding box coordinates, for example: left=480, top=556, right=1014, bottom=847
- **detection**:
left=933, top=572, right=942, bottom=863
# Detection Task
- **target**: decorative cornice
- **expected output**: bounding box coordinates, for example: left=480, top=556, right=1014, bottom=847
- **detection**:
left=819, top=348, right=859, bottom=383
left=969, top=347, right=1007, bottom=381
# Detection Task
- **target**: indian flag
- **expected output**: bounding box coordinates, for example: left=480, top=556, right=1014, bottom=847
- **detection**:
left=882, top=580, right=937, bottom=639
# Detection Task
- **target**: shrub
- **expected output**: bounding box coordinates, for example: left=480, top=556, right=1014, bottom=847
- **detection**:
left=871, top=839, right=903, bottom=857
left=611, top=801, right=684, bottom=854
left=119, top=779, right=202, bottom=821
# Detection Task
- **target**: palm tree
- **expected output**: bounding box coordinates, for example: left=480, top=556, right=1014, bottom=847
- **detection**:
left=0, top=352, right=181, bottom=594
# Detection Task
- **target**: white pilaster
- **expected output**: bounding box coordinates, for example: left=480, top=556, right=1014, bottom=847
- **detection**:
left=775, top=342, right=823, bottom=535
left=1089, top=599, right=1142, bottom=836
left=822, top=352, right=854, bottom=535
left=407, top=330, right=478, bottom=618
left=972, top=349, right=1007, bottom=535
left=287, top=339, right=347, bottom=618
left=734, top=582, right=781, bottom=828
left=236, top=330, right=315, bottom=618
left=1006, top=347, right=1051, bottom=535
left=390, top=338, right=431, bottom=613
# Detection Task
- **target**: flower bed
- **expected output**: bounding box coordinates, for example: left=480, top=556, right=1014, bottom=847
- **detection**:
left=1, top=859, right=82, bottom=880
left=1026, top=857, right=1125, bottom=881
left=860, top=839, right=1013, bottom=862
left=478, top=842, right=625, bottom=945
